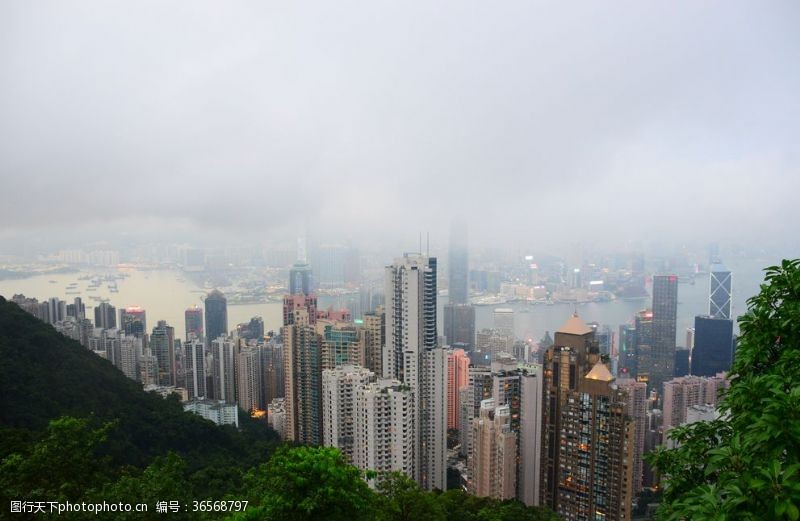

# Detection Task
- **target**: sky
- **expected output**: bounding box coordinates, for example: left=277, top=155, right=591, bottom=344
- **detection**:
left=1, top=1, right=798, bottom=252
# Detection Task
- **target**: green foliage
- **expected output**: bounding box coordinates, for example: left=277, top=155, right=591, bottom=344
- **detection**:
left=373, top=472, right=444, bottom=521
left=239, top=446, right=375, bottom=521
left=648, top=259, right=800, bottom=520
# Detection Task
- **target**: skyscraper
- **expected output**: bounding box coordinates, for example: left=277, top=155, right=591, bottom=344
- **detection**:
left=283, top=308, right=324, bottom=445
left=283, top=294, right=317, bottom=327
left=204, top=290, right=228, bottom=345
left=119, top=307, right=147, bottom=339
left=709, top=263, right=732, bottom=319
left=185, top=305, right=203, bottom=341
left=448, top=222, right=469, bottom=305
left=319, top=320, right=366, bottom=370
left=184, top=338, right=206, bottom=399
left=322, top=365, right=374, bottom=463
left=211, top=337, right=236, bottom=404
left=691, top=316, right=734, bottom=377
left=94, top=302, right=116, bottom=330
left=384, top=253, right=446, bottom=490
left=443, top=303, right=476, bottom=349
left=540, top=314, right=634, bottom=521
left=150, top=320, right=175, bottom=386
left=289, top=262, right=313, bottom=295
left=616, top=378, right=648, bottom=494
left=236, top=347, right=262, bottom=413
left=470, top=399, right=517, bottom=500
left=447, top=348, right=470, bottom=430
left=651, top=275, right=678, bottom=395
left=362, top=308, right=385, bottom=376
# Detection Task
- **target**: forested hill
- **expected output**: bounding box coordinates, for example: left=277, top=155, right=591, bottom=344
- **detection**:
left=0, top=295, right=278, bottom=472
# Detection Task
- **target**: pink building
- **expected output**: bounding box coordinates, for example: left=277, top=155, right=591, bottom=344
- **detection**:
left=447, top=348, right=470, bottom=430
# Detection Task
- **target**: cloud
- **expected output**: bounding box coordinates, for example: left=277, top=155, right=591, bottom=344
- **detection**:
left=0, top=0, right=798, bottom=250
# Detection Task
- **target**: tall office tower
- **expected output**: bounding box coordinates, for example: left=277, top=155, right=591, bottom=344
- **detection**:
left=518, top=362, right=544, bottom=507
left=319, top=320, right=366, bottom=370
left=237, top=347, right=262, bottom=413
left=184, top=338, right=206, bottom=399
left=674, top=348, right=691, bottom=377
left=493, top=308, right=515, bottom=338
left=384, top=254, right=446, bottom=490
left=283, top=309, right=324, bottom=445
left=117, top=333, right=142, bottom=381
left=616, top=378, right=648, bottom=494
left=259, top=339, right=284, bottom=407
left=443, top=304, right=476, bottom=348
left=282, top=294, right=318, bottom=327
left=185, top=305, right=203, bottom=341
left=686, top=327, right=696, bottom=351
left=120, top=307, right=147, bottom=339
left=204, top=290, right=228, bottom=346
left=322, top=365, right=375, bottom=463
left=459, top=366, right=493, bottom=460
left=709, top=263, right=732, bottom=319
left=354, top=378, right=415, bottom=477
left=651, top=275, right=678, bottom=396
left=289, top=261, right=314, bottom=295
left=662, top=374, right=728, bottom=434
left=540, top=315, right=634, bottom=521
left=691, top=316, right=734, bottom=377
left=94, top=302, right=117, bottom=330
left=362, top=308, right=385, bottom=375
left=139, top=348, right=159, bottom=385
left=447, top=348, right=470, bottom=430
left=448, top=221, right=469, bottom=305
left=211, top=337, right=237, bottom=404
left=150, top=320, right=176, bottom=386
left=476, top=329, right=515, bottom=360
left=470, top=399, right=517, bottom=500
left=588, top=322, right=613, bottom=356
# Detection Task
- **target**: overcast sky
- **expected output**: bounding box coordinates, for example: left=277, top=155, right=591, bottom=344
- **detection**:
left=1, top=1, right=798, bottom=252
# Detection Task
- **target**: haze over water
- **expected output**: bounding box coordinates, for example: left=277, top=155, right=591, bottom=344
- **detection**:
left=0, top=256, right=773, bottom=343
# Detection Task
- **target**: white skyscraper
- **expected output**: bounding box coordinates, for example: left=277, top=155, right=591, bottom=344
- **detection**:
left=212, top=337, right=236, bottom=404
left=322, top=365, right=375, bottom=462
left=354, top=378, right=414, bottom=478
left=384, top=254, right=446, bottom=490
left=184, top=338, right=206, bottom=399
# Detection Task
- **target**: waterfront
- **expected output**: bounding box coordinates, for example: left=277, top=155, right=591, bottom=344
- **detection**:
left=0, top=256, right=778, bottom=344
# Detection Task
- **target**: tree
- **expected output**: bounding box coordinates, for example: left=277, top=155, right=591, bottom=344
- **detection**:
left=238, top=446, right=375, bottom=521
left=373, top=472, right=444, bottom=521
left=648, top=259, right=800, bottom=520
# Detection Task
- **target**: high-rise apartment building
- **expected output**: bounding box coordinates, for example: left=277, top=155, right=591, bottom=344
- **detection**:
left=322, top=365, right=374, bottom=463
left=540, top=315, right=634, bottom=521
left=362, top=308, right=385, bottom=376
left=354, top=378, right=415, bottom=477
left=691, top=316, right=734, bottom=377
left=470, top=399, right=517, bottom=500
left=709, top=263, right=732, bottom=320
left=459, top=366, right=493, bottom=460
left=384, top=254, right=446, bottom=490
left=651, top=275, right=678, bottom=395
left=184, top=338, right=206, bottom=399
left=447, top=348, right=469, bottom=430
left=616, top=378, right=648, bottom=494
left=282, top=294, right=317, bottom=327
left=185, top=305, right=203, bottom=341
left=236, top=347, right=261, bottom=412
left=319, top=320, right=366, bottom=370
left=283, top=308, right=324, bottom=445
left=204, top=290, right=228, bottom=346
left=211, top=337, right=236, bottom=404
left=662, top=374, right=728, bottom=434
left=150, top=320, right=176, bottom=386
